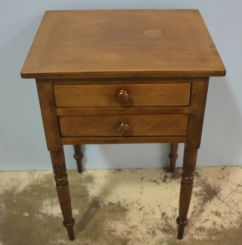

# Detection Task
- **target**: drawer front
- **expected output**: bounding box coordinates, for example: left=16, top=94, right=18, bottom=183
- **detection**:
left=54, top=83, right=191, bottom=107
left=59, top=115, right=188, bottom=137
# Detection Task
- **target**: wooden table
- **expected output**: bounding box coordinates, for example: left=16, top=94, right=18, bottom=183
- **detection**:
left=21, top=10, right=226, bottom=240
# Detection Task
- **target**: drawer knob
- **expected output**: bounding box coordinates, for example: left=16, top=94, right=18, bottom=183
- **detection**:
left=117, top=121, right=131, bottom=135
left=116, top=89, right=132, bottom=106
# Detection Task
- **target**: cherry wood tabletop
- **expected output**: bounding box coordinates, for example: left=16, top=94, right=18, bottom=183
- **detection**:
left=21, top=9, right=225, bottom=79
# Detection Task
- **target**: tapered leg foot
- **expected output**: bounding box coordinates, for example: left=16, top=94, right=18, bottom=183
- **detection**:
left=169, top=143, right=178, bottom=172
left=73, top=145, right=83, bottom=173
left=176, top=217, right=188, bottom=240
left=64, top=219, right=75, bottom=240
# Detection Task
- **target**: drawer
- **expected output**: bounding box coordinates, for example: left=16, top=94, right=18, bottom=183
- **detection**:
left=59, top=115, right=188, bottom=137
left=54, top=83, right=191, bottom=107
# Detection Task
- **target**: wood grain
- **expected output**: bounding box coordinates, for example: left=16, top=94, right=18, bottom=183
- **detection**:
left=59, top=114, right=188, bottom=137
left=21, top=10, right=225, bottom=79
left=54, top=83, right=191, bottom=107
left=36, top=80, right=61, bottom=151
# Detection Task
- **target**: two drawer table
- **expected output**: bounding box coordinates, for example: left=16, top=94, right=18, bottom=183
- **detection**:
left=21, top=10, right=226, bottom=240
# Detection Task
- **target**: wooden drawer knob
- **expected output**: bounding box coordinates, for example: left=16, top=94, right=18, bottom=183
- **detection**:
left=117, top=121, right=131, bottom=135
left=116, top=89, right=132, bottom=106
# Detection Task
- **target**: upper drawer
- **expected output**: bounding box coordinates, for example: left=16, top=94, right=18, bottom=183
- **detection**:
left=54, top=83, right=191, bottom=107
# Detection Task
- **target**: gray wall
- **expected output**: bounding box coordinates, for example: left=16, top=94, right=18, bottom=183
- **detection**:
left=0, top=1, right=241, bottom=170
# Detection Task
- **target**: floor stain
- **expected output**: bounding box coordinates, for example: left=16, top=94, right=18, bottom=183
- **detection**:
left=0, top=167, right=242, bottom=245
left=0, top=172, right=129, bottom=245
left=0, top=174, right=64, bottom=245
left=162, top=168, right=182, bottom=183
left=160, top=212, right=176, bottom=236
left=193, top=171, right=220, bottom=208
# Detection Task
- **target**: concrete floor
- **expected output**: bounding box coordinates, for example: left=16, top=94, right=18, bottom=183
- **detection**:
left=0, top=167, right=242, bottom=245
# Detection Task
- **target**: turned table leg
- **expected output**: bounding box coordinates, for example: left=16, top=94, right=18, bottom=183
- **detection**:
left=169, top=143, right=178, bottom=172
left=73, top=145, right=83, bottom=173
left=176, top=79, right=209, bottom=239
left=50, top=148, right=75, bottom=240
left=36, top=80, right=76, bottom=240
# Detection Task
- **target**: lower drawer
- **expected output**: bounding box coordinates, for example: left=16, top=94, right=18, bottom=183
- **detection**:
left=59, top=115, right=188, bottom=137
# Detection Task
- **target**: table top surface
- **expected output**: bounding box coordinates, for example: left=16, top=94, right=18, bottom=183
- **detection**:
left=21, top=10, right=226, bottom=79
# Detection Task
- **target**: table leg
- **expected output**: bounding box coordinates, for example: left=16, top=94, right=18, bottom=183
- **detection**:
left=169, top=143, right=178, bottom=172
left=73, top=144, right=83, bottom=173
left=36, top=80, right=76, bottom=240
left=177, top=144, right=197, bottom=239
left=50, top=148, right=75, bottom=240
left=176, top=78, right=209, bottom=239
